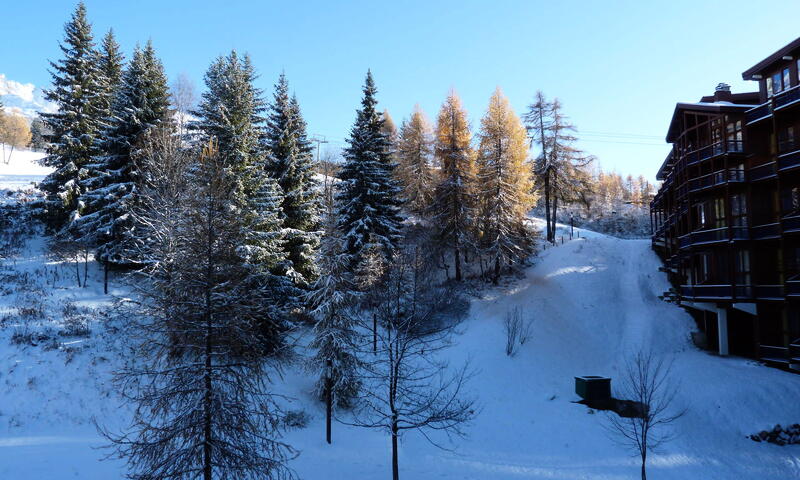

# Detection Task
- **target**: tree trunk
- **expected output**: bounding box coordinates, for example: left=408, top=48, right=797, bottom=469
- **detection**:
left=203, top=311, right=213, bottom=480
left=640, top=451, right=646, bottom=480
left=544, top=171, right=552, bottom=243
left=104, top=261, right=108, bottom=295
left=391, top=417, right=400, bottom=480
left=493, top=256, right=500, bottom=285
left=325, top=361, right=332, bottom=444
left=454, top=247, right=462, bottom=281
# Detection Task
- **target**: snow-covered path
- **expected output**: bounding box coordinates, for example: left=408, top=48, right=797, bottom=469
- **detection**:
left=1, top=231, right=799, bottom=479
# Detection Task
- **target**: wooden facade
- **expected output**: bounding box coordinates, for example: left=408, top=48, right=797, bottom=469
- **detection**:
left=651, top=36, right=800, bottom=370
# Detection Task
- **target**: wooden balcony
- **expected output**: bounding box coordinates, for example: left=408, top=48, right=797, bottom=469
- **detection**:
left=745, top=102, right=772, bottom=125
left=751, top=222, right=781, bottom=240
left=688, top=168, right=746, bottom=192
left=749, top=161, right=777, bottom=181
left=774, top=85, right=800, bottom=111
left=782, top=215, right=800, bottom=233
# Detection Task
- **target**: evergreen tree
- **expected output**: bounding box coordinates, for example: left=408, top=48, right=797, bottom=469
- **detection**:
left=191, top=51, right=299, bottom=339
left=105, top=141, right=297, bottom=480
left=71, top=41, right=171, bottom=265
left=396, top=106, right=435, bottom=215
left=337, top=71, right=403, bottom=269
left=97, top=28, right=125, bottom=121
left=429, top=91, right=477, bottom=281
left=39, top=1, right=104, bottom=227
left=476, top=88, right=535, bottom=284
left=307, top=188, right=360, bottom=443
left=263, top=74, right=321, bottom=285
left=29, top=117, right=49, bottom=151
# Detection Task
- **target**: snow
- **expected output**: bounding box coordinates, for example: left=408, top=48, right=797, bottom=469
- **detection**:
left=1, top=214, right=799, bottom=479
left=0, top=149, right=51, bottom=190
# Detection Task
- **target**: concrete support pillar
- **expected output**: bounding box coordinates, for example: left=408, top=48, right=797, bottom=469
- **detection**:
left=717, top=307, right=729, bottom=356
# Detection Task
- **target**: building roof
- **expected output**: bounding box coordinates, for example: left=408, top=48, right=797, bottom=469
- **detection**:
left=742, top=36, right=800, bottom=80
left=665, top=101, right=757, bottom=143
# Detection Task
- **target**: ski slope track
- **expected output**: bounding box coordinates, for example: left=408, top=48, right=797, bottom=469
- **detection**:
left=0, top=211, right=799, bottom=478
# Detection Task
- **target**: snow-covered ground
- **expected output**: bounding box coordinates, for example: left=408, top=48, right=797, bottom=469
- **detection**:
left=0, top=149, right=50, bottom=191
left=1, top=207, right=799, bottom=478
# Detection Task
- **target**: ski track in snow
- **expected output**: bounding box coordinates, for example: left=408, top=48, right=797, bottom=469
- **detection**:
left=0, top=202, right=799, bottom=478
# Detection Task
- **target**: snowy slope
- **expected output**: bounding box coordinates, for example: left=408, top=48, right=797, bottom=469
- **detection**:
left=1, top=226, right=799, bottom=479
left=0, top=149, right=50, bottom=191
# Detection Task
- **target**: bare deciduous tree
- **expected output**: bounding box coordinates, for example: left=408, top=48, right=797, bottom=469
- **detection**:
left=606, top=350, right=686, bottom=480
left=346, top=246, right=476, bottom=480
left=170, top=72, right=197, bottom=139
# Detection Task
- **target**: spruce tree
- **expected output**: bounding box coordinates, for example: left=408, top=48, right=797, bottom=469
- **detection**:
left=39, top=1, right=104, bottom=228
left=429, top=92, right=477, bottom=281
left=396, top=106, right=435, bottom=215
left=337, top=71, right=403, bottom=269
left=476, top=88, right=536, bottom=284
left=263, top=74, right=321, bottom=285
left=97, top=29, right=125, bottom=122
left=191, top=51, right=299, bottom=340
left=72, top=41, right=171, bottom=265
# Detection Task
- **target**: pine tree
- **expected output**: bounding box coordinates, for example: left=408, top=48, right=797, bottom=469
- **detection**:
left=429, top=91, right=477, bottom=281
left=337, top=71, right=403, bottom=269
left=396, top=106, right=435, bottom=215
left=39, top=2, right=104, bottom=228
left=476, top=88, right=535, bottom=284
left=71, top=41, right=170, bottom=265
left=263, top=74, right=321, bottom=285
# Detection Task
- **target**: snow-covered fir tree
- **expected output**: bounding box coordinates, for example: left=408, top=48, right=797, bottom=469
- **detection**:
left=429, top=91, right=477, bottom=281
left=263, top=74, right=321, bottom=285
left=307, top=188, right=361, bottom=442
left=476, top=88, right=536, bottom=283
left=337, top=71, right=403, bottom=270
left=105, top=140, right=297, bottom=480
left=38, top=1, right=104, bottom=228
left=191, top=51, right=300, bottom=332
left=96, top=29, right=125, bottom=121
left=396, top=106, right=435, bottom=215
left=71, top=41, right=170, bottom=265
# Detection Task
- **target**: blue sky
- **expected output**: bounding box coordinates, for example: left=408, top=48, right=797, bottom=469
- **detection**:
left=3, top=0, right=800, bottom=180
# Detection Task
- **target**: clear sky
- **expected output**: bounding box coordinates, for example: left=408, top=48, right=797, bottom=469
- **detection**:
left=4, top=0, right=800, bottom=180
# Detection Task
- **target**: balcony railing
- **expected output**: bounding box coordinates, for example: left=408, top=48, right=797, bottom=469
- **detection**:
left=782, top=215, right=800, bottom=233
left=688, top=168, right=745, bottom=192
left=683, top=141, right=744, bottom=166
left=774, top=85, right=800, bottom=110
left=751, top=222, right=780, bottom=239
left=749, top=161, right=777, bottom=181
left=754, top=285, right=785, bottom=298
left=778, top=149, right=800, bottom=171
left=745, top=102, right=772, bottom=124
left=731, top=225, right=749, bottom=240
left=681, top=285, right=734, bottom=298
left=678, top=226, right=729, bottom=248
left=760, top=345, right=790, bottom=364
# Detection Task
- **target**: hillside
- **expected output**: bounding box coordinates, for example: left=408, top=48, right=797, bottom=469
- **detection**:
left=1, top=211, right=799, bottom=478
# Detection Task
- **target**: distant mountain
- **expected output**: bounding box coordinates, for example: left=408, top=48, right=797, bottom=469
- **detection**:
left=0, top=73, right=57, bottom=119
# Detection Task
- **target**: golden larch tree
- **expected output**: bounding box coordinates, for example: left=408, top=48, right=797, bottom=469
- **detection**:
left=396, top=105, right=435, bottom=215
left=476, top=87, right=536, bottom=283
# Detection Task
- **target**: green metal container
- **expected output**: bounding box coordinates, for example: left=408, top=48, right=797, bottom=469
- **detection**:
left=575, top=376, right=611, bottom=403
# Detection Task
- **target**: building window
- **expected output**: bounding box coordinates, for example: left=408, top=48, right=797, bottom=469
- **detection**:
left=784, top=67, right=791, bottom=90
left=726, top=119, right=743, bottom=151
left=714, top=197, right=726, bottom=229
left=773, top=71, right=783, bottom=94
left=731, top=193, right=748, bottom=227
left=735, top=249, right=751, bottom=286
left=778, top=126, right=796, bottom=153
left=767, top=76, right=774, bottom=97
left=695, top=252, right=712, bottom=284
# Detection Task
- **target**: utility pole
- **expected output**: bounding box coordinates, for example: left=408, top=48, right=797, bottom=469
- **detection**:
left=311, top=134, right=331, bottom=202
